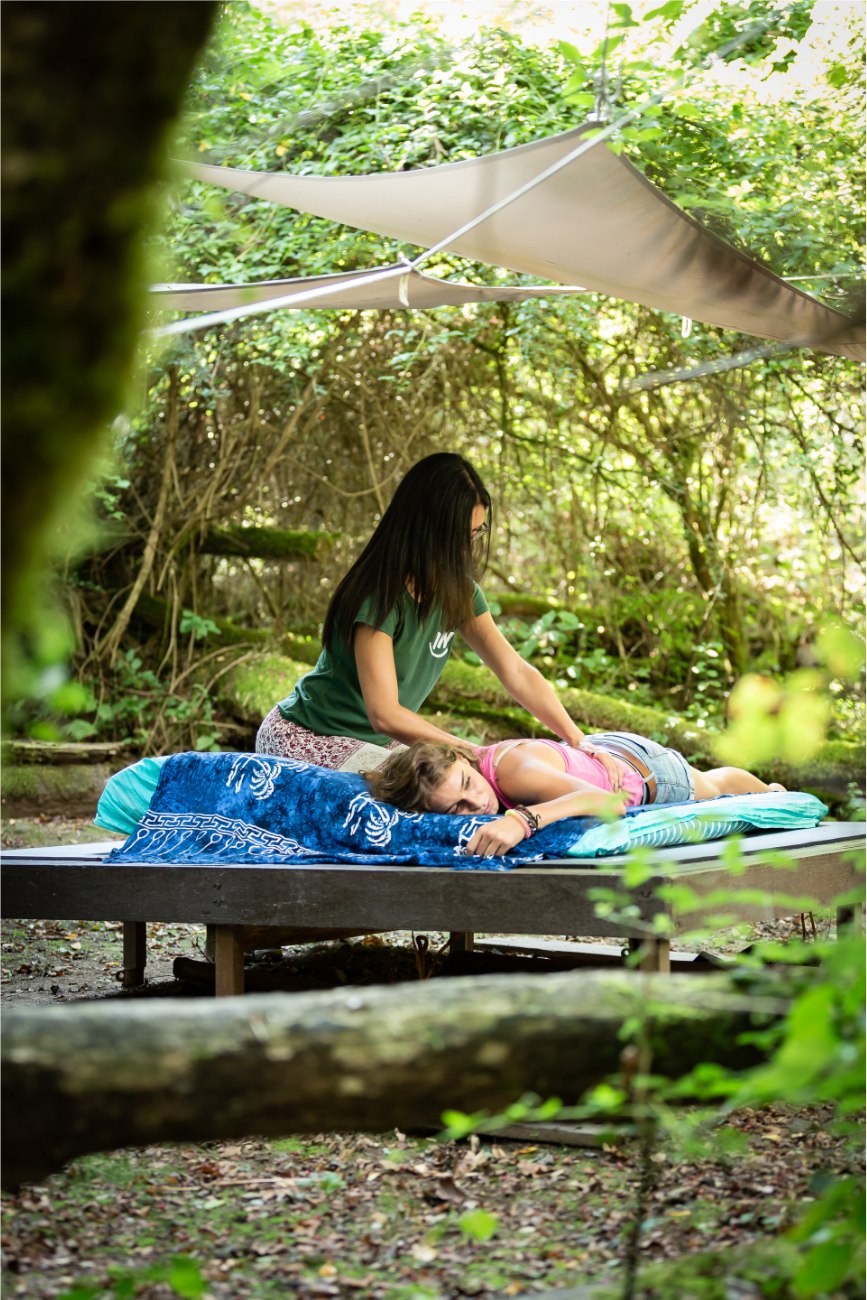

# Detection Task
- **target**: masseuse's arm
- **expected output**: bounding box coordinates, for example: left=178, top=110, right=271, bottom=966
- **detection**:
left=466, top=758, right=627, bottom=857
left=460, top=612, right=623, bottom=788
left=354, top=624, right=472, bottom=747
left=461, top=612, right=584, bottom=743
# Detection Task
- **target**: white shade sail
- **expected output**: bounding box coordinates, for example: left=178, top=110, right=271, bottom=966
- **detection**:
left=152, top=264, right=585, bottom=313
left=182, top=127, right=863, bottom=362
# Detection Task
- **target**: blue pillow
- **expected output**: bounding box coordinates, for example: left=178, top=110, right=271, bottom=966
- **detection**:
left=567, top=792, right=828, bottom=857
left=94, top=756, right=170, bottom=835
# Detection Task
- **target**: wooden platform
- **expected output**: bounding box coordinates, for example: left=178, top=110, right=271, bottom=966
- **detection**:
left=1, top=823, right=862, bottom=996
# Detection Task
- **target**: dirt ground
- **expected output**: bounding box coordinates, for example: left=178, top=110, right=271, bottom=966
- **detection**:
left=1, top=813, right=860, bottom=1299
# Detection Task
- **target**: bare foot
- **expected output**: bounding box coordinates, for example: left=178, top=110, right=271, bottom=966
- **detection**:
left=768, top=782, right=787, bottom=793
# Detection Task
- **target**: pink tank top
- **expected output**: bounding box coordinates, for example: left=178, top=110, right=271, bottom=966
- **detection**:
left=476, top=739, right=644, bottom=808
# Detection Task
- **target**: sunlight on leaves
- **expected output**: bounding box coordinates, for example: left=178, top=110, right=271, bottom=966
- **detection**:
left=815, top=620, right=865, bottom=681
left=715, top=670, right=830, bottom=767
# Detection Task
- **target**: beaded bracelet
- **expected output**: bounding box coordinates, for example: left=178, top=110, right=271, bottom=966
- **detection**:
left=513, top=804, right=541, bottom=834
left=503, top=808, right=531, bottom=840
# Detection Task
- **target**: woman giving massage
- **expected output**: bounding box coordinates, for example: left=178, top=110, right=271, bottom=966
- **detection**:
left=365, top=732, right=786, bottom=858
left=256, top=453, right=621, bottom=789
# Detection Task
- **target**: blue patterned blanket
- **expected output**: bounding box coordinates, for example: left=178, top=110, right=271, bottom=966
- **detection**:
left=105, top=752, right=828, bottom=870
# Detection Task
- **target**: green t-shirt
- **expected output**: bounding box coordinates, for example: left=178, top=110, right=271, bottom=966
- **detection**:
left=278, top=584, right=489, bottom=746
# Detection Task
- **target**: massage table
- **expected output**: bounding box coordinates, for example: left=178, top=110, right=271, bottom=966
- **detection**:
left=2, top=821, right=862, bottom=995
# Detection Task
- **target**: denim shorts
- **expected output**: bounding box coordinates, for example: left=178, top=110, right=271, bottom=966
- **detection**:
left=587, top=731, right=694, bottom=805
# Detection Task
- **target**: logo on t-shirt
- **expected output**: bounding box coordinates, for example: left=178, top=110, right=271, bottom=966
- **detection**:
left=429, top=631, right=455, bottom=659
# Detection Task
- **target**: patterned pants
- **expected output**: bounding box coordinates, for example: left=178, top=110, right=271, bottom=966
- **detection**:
left=255, top=705, right=405, bottom=774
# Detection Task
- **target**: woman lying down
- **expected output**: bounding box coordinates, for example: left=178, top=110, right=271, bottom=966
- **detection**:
left=364, top=731, right=786, bottom=858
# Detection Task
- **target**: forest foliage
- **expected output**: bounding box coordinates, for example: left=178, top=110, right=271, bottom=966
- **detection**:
left=1, top=5, right=864, bottom=1295
left=13, top=0, right=864, bottom=777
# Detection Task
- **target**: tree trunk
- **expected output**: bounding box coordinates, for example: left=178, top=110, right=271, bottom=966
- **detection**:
left=718, top=575, right=750, bottom=678
left=92, top=524, right=338, bottom=563
left=198, top=524, right=339, bottom=561
left=2, top=1, right=217, bottom=674
left=2, top=970, right=787, bottom=1188
left=2, top=740, right=126, bottom=765
left=0, top=762, right=116, bottom=818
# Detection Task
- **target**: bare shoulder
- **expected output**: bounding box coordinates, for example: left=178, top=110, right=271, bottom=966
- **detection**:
left=498, top=740, right=567, bottom=772
left=495, top=741, right=569, bottom=801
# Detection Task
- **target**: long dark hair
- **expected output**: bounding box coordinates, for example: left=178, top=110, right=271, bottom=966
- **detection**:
left=323, top=453, right=492, bottom=649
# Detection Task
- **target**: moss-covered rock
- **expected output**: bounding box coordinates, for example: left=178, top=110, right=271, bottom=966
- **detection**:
left=214, top=652, right=310, bottom=724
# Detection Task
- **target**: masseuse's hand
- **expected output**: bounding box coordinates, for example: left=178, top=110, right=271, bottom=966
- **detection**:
left=465, top=816, right=527, bottom=858
left=581, top=744, right=625, bottom=793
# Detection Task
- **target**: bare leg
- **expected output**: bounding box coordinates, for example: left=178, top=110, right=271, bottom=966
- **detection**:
left=690, top=766, right=787, bottom=799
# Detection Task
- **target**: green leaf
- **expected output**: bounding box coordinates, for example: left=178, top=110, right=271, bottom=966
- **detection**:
left=503, top=1099, right=530, bottom=1121
left=827, top=62, right=852, bottom=88
left=459, top=1209, right=499, bottom=1242
left=563, top=71, right=589, bottom=95
left=586, top=1082, right=626, bottom=1112
left=534, top=1096, right=563, bottom=1120
left=50, top=680, right=93, bottom=714
left=793, top=1240, right=855, bottom=1297
left=788, top=1177, right=863, bottom=1243
left=611, top=4, right=639, bottom=29
left=564, top=91, right=597, bottom=109
left=194, top=734, right=221, bottom=751
left=169, top=1257, right=207, bottom=1299
left=623, top=856, right=655, bottom=887
left=440, top=1108, right=486, bottom=1139
left=62, top=719, right=98, bottom=741
left=645, top=0, right=685, bottom=23
left=655, top=882, right=700, bottom=914
left=556, top=40, right=585, bottom=70
left=668, top=99, right=704, bottom=120
left=593, top=32, right=626, bottom=59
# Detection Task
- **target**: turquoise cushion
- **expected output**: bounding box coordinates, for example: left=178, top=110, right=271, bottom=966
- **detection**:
left=94, top=756, right=171, bottom=835
left=566, top=791, right=829, bottom=857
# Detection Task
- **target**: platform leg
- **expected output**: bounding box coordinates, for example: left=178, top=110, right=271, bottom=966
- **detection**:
left=122, top=921, right=147, bottom=987
left=213, top=925, right=245, bottom=997
left=628, top=937, right=671, bottom=973
left=449, top=931, right=474, bottom=955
